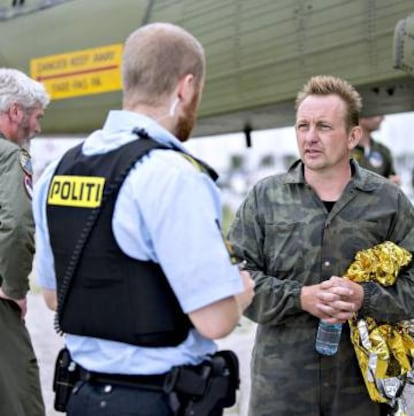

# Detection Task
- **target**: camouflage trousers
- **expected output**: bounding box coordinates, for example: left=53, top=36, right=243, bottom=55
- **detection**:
left=248, top=322, right=385, bottom=416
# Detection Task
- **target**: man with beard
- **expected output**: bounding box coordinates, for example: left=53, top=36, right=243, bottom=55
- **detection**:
left=0, top=68, right=49, bottom=416
left=33, top=23, right=254, bottom=416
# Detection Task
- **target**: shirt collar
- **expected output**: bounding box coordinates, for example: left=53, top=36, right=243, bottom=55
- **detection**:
left=83, top=110, right=190, bottom=155
left=350, top=159, right=379, bottom=192
left=102, top=110, right=188, bottom=152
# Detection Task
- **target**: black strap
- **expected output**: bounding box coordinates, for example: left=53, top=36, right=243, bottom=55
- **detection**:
left=132, top=128, right=219, bottom=182
left=54, top=138, right=162, bottom=334
left=79, top=367, right=168, bottom=391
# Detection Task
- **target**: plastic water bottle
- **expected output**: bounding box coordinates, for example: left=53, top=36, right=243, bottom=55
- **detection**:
left=315, top=320, right=342, bottom=355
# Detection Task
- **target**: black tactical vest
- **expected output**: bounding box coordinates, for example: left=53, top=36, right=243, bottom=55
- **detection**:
left=47, top=137, right=195, bottom=347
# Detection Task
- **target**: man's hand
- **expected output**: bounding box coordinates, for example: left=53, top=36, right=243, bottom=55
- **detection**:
left=389, top=174, right=401, bottom=186
left=235, top=270, right=255, bottom=312
left=0, top=287, right=27, bottom=319
left=301, top=276, right=364, bottom=323
left=317, top=276, right=363, bottom=323
left=42, top=289, right=58, bottom=311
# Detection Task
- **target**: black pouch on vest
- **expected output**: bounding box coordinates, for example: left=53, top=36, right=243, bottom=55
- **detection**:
left=53, top=348, right=80, bottom=412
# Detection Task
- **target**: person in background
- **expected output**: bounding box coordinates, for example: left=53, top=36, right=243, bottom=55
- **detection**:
left=0, top=68, right=49, bottom=416
left=228, top=75, right=414, bottom=416
left=33, top=23, right=254, bottom=416
left=352, top=115, right=401, bottom=184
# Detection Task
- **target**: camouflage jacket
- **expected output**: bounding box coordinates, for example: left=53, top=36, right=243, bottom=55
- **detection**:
left=352, top=138, right=396, bottom=178
left=228, top=159, right=414, bottom=416
left=0, top=136, right=34, bottom=299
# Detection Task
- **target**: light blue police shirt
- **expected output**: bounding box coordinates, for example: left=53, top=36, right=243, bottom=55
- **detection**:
left=33, top=110, right=243, bottom=375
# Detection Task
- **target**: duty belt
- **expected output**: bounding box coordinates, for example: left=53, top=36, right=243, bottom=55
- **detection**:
left=79, top=367, right=168, bottom=391
left=54, top=348, right=239, bottom=414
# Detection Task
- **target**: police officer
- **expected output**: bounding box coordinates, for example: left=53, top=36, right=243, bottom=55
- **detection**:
left=0, top=68, right=49, bottom=416
left=352, top=115, right=401, bottom=185
left=33, top=23, right=254, bottom=416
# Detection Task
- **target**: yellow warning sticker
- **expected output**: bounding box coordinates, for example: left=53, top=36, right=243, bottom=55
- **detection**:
left=30, top=44, right=123, bottom=100
left=48, top=176, right=106, bottom=208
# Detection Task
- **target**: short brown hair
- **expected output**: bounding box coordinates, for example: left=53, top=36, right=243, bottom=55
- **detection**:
left=295, top=75, right=362, bottom=130
left=122, top=23, right=205, bottom=108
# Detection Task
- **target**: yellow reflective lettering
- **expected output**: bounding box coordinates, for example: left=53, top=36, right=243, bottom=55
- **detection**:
left=47, top=176, right=105, bottom=208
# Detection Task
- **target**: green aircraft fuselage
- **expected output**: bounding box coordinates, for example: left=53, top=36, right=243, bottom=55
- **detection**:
left=1, top=0, right=413, bottom=137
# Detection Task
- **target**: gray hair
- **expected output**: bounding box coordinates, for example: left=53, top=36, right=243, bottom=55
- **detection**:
left=0, top=68, right=50, bottom=113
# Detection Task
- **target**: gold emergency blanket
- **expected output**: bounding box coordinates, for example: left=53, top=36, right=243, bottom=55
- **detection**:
left=345, top=241, right=414, bottom=415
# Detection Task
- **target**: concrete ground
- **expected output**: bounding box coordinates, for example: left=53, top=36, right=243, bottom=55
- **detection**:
left=26, top=293, right=63, bottom=416
left=26, top=293, right=413, bottom=416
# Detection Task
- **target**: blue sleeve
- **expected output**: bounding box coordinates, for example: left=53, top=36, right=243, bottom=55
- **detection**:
left=33, top=161, right=59, bottom=290
left=137, top=154, right=243, bottom=313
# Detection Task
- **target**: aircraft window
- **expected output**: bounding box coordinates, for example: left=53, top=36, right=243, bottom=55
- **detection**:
left=10, top=0, right=71, bottom=6
left=0, top=0, right=72, bottom=18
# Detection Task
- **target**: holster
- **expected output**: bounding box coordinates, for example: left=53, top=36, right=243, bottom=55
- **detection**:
left=53, top=348, right=80, bottom=412
left=164, top=350, right=240, bottom=416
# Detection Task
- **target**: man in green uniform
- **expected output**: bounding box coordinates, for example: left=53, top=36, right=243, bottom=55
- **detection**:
left=352, top=115, right=401, bottom=185
left=229, top=75, right=414, bottom=416
left=0, top=68, right=49, bottom=416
